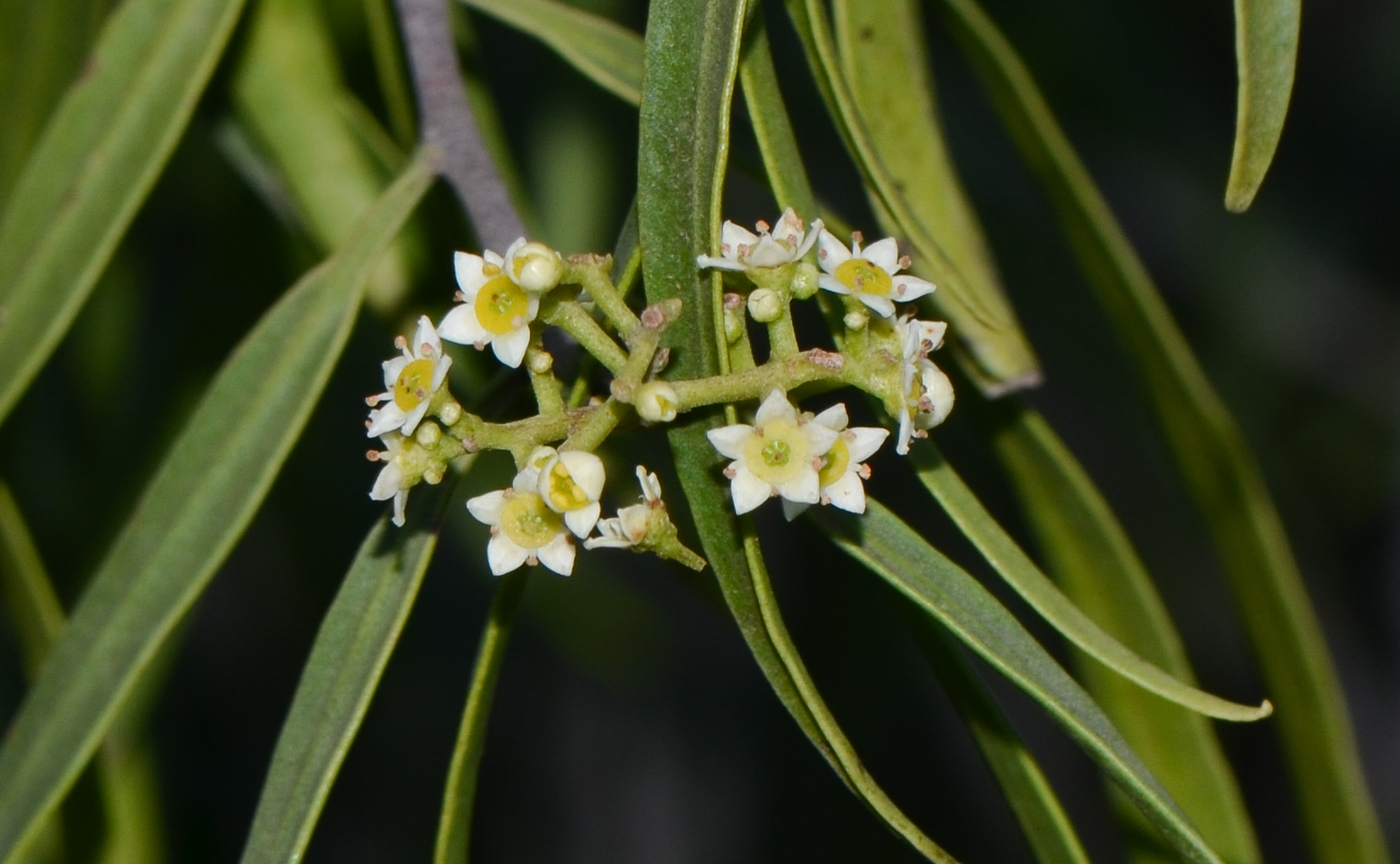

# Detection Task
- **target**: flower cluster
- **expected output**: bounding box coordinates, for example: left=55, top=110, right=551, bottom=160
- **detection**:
left=362, top=211, right=954, bottom=579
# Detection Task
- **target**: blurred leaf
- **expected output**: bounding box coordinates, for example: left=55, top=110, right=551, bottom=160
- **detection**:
left=935, top=1, right=1390, bottom=860
left=0, top=0, right=248, bottom=428
left=985, top=403, right=1260, bottom=864
left=234, top=0, right=417, bottom=313
left=822, top=500, right=1225, bottom=864
left=912, top=442, right=1270, bottom=722
left=639, top=3, right=957, bottom=860
left=433, top=566, right=527, bottom=864
left=362, top=0, right=417, bottom=149
left=906, top=611, right=1092, bottom=864
left=0, top=482, right=65, bottom=678
left=458, top=0, right=642, bottom=105
left=1225, top=0, right=1300, bottom=212
left=239, top=480, right=453, bottom=864
left=0, top=154, right=433, bottom=864
left=782, top=0, right=1040, bottom=395
left=738, top=4, right=818, bottom=220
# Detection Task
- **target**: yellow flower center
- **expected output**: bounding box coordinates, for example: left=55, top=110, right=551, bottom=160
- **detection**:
left=501, top=492, right=562, bottom=549
left=393, top=358, right=435, bottom=411
left=544, top=461, right=592, bottom=512
left=742, top=421, right=809, bottom=486
left=817, top=437, right=850, bottom=488
left=474, top=274, right=529, bottom=335
left=834, top=258, right=892, bottom=297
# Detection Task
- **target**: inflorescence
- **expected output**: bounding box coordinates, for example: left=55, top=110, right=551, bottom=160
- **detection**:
left=364, top=210, right=954, bottom=577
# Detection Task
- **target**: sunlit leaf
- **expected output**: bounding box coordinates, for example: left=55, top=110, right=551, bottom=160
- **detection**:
left=934, top=1, right=1390, bottom=859
left=239, top=480, right=453, bottom=864
left=0, top=0, right=249, bottom=427
left=0, top=155, right=433, bottom=864
left=1225, top=0, right=1300, bottom=212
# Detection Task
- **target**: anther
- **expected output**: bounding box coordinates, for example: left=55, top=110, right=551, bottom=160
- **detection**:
left=724, top=293, right=743, bottom=309
left=366, top=450, right=381, bottom=461
left=898, top=255, right=911, bottom=269
left=394, top=335, right=407, bottom=350
left=755, top=220, right=770, bottom=233
left=723, top=467, right=737, bottom=479
left=851, top=230, right=864, bottom=245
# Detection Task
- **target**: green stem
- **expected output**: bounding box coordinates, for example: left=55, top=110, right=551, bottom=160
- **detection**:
left=542, top=300, right=628, bottom=374
left=525, top=343, right=564, bottom=415
left=565, top=260, right=642, bottom=338
left=563, top=397, right=628, bottom=453
left=765, top=310, right=801, bottom=360
left=670, top=349, right=853, bottom=410
left=433, top=568, right=529, bottom=864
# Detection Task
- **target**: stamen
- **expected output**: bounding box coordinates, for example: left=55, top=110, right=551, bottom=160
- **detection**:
left=851, top=230, right=864, bottom=245
left=755, top=220, right=770, bottom=233
left=723, top=467, right=737, bottom=479
left=366, top=450, right=380, bottom=461
left=898, top=255, right=911, bottom=269
left=394, top=335, right=407, bottom=350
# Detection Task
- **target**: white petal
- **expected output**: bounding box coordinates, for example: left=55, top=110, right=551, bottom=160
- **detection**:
left=706, top=425, right=753, bottom=460
left=400, top=401, right=430, bottom=436
left=525, top=292, right=540, bottom=322
left=454, top=251, right=489, bottom=295
left=502, top=237, right=527, bottom=273
left=438, top=304, right=489, bottom=345
left=370, top=461, right=404, bottom=501
left=772, top=208, right=804, bottom=246
left=863, top=238, right=900, bottom=273
left=802, top=422, right=840, bottom=456
left=754, top=389, right=796, bottom=426
left=816, top=274, right=851, bottom=296
left=484, top=249, right=505, bottom=268
left=382, top=355, right=411, bottom=389
left=413, top=316, right=441, bottom=357
left=696, top=255, right=747, bottom=272
left=917, top=362, right=955, bottom=428
left=492, top=326, right=530, bottom=368
left=720, top=221, right=761, bottom=255
left=823, top=472, right=866, bottom=513
left=776, top=469, right=819, bottom=505
left=366, top=404, right=407, bottom=437
left=896, top=412, right=914, bottom=456
left=746, top=234, right=794, bottom=267
left=518, top=446, right=556, bottom=493
left=466, top=490, right=508, bottom=525
left=811, top=403, right=849, bottom=432
left=730, top=467, right=771, bottom=515
left=816, top=228, right=851, bottom=273
left=429, top=353, right=453, bottom=392
left=781, top=497, right=809, bottom=522
left=893, top=276, right=935, bottom=302
left=846, top=427, right=890, bottom=462
left=558, top=451, right=606, bottom=499
left=487, top=534, right=529, bottom=575
left=537, top=534, right=576, bottom=576
left=793, top=218, right=822, bottom=258
left=636, top=466, right=662, bottom=503
left=584, top=519, right=633, bottom=549
left=564, top=502, right=602, bottom=538
left=392, top=489, right=409, bottom=527
left=858, top=293, right=897, bottom=319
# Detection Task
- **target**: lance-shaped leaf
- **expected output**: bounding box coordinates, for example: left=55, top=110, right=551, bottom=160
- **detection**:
left=934, top=1, right=1390, bottom=860
left=239, top=480, right=453, bottom=864
left=0, top=0, right=249, bottom=427
left=458, top=0, right=641, bottom=105
left=820, top=500, right=1225, bottom=864
left=911, top=442, right=1270, bottom=722
left=0, top=155, right=433, bottom=864
left=1225, top=0, right=1300, bottom=212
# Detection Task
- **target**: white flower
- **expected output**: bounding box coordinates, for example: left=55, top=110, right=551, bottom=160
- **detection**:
left=898, top=316, right=948, bottom=361
left=366, top=316, right=452, bottom=438
left=368, top=430, right=412, bottom=527
left=635, top=380, right=679, bottom=423
left=782, top=404, right=889, bottom=519
left=585, top=466, right=665, bottom=550
left=467, top=468, right=575, bottom=576
left=504, top=238, right=564, bottom=292
left=896, top=359, right=955, bottom=455
left=706, top=390, right=840, bottom=515
left=536, top=449, right=606, bottom=538
left=816, top=229, right=935, bottom=318
left=697, top=208, right=822, bottom=272
left=439, top=245, right=541, bottom=368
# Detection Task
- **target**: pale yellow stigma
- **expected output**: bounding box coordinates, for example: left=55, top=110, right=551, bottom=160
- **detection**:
left=742, top=421, right=809, bottom=486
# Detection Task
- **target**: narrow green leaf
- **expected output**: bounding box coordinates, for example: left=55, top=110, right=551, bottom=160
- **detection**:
left=239, top=480, right=453, bottom=864
left=233, top=0, right=416, bottom=313
left=0, top=0, right=249, bottom=427
left=782, top=0, right=1040, bottom=395
left=912, top=442, right=1269, bottom=722
left=935, top=2, right=1390, bottom=860
left=737, top=5, right=818, bottom=220
left=1225, top=0, right=1300, bottom=212
left=985, top=403, right=1260, bottom=864
left=0, top=155, right=433, bottom=864
left=821, top=500, right=1224, bottom=864
left=458, top=0, right=641, bottom=106
left=433, top=567, right=528, bottom=864
left=907, top=611, right=1092, bottom=864
left=362, top=0, right=417, bottom=149
left=0, top=482, right=65, bottom=677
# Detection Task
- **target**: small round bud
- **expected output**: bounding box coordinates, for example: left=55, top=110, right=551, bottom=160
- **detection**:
left=723, top=306, right=745, bottom=345
left=747, top=288, right=784, bottom=323
left=916, top=364, right=955, bottom=429
left=527, top=350, right=554, bottom=375
left=511, top=241, right=564, bottom=292
left=790, top=261, right=819, bottom=299
left=438, top=400, right=462, bottom=425
left=423, top=467, right=445, bottom=485
left=635, top=380, right=679, bottom=423
left=844, top=310, right=868, bottom=331
left=415, top=421, right=441, bottom=447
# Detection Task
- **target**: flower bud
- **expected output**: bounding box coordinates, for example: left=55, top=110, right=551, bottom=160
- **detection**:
left=527, top=349, right=554, bottom=375
left=437, top=400, right=462, bottom=425
left=723, top=305, right=746, bottom=345
left=916, top=363, right=955, bottom=429
left=635, top=380, right=679, bottom=423
left=789, top=261, right=819, bottom=299
left=511, top=241, right=564, bottom=292
left=414, top=420, right=441, bottom=447
left=843, top=310, right=868, bottom=331
left=747, top=288, right=785, bottom=323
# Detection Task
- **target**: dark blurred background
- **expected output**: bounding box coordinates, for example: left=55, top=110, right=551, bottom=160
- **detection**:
left=0, top=0, right=1396, bottom=861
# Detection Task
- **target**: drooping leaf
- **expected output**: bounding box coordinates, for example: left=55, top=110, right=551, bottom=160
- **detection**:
left=239, top=480, right=453, bottom=864
left=934, top=1, right=1390, bottom=860
left=1225, top=0, right=1301, bottom=212
left=0, top=155, right=433, bottom=864
left=433, top=566, right=528, bottom=864
left=984, top=402, right=1260, bottom=864
left=911, top=442, right=1270, bottom=723
left=821, top=500, right=1225, bottom=864
left=458, top=0, right=641, bottom=106
left=0, top=0, right=249, bottom=427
